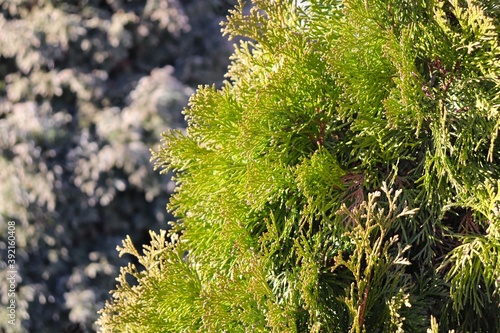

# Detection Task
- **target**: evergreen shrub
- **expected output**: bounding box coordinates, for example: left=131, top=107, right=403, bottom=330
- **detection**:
left=99, top=0, right=500, bottom=332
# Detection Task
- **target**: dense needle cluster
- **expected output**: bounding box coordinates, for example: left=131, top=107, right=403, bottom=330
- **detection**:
left=99, top=1, right=500, bottom=332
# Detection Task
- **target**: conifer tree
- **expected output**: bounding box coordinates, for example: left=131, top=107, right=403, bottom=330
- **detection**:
left=0, top=0, right=235, bottom=331
left=99, top=0, right=500, bottom=332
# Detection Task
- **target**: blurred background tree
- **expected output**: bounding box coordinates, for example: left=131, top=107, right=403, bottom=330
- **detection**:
left=0, top=0, right=237, bottom=332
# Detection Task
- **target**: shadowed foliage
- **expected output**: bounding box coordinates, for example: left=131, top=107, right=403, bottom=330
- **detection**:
left=0, top=0, right=237, bottom=332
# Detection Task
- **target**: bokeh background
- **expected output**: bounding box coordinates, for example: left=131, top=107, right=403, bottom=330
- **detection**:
left=0, top=0, right=238, bottom=332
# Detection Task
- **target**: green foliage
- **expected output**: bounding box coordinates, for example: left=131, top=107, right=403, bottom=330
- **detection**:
left=332, top=185, right=417, bottom=333
left=100, top=0, right=500, bottom=332
left=97, top=231, right=203, bottom=332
